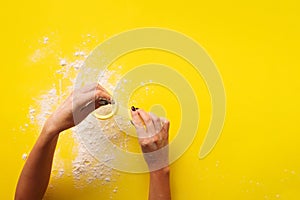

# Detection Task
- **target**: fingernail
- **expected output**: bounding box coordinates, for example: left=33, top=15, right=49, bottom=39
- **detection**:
left=131, top=106, right=136, bottom=111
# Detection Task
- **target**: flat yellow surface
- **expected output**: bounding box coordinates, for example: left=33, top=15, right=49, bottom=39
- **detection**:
left=1, top=0, right=300, bottom=199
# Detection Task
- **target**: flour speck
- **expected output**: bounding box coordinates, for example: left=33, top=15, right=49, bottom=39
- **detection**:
left=60, top=59, right=67, bottom=66
left=43, top=37, right=49, bottom=44
left=22, top=153, right=28, bottom=160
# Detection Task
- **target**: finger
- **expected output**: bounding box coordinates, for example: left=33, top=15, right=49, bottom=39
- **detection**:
left=72, top=91, right=99, bottom=123
left=149, top=112, right=162, bottom=133
left=137, top=109, right=156, bottom=137
left=96, top=83, right=112, bottom=97
left=161, top=119, right=170, bottom=141
left=131, top=109, right=144, bottom=126
left=77, top=91, right=98, bottom=114
left=159, top=117, right=168, bottom=124
left=76, top=83, right=111, bottom=106
left=74, top=90, right=96, bottom=109
left=78, top=88, right=111, bottom=113
left=131, top=110, right=146, bottom=137
left=82, top=83, right=112, bottom=100
left=94, top=87, right=112, bottom=103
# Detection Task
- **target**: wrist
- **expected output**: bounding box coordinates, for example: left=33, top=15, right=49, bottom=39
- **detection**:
left=150, top=166, right=170, bottom=176
left=34, top=119, right=61, bottom=149
left=43, top=117, right=61, bottom=137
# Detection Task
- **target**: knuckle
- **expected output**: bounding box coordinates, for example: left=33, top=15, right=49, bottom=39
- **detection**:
left=139, top=139, right=149, bottom=148
left=154, top=117, right=160, bottom=123
left=95, top=90, right=102, bottom=98
left=152, top=135, right=159, bottom=143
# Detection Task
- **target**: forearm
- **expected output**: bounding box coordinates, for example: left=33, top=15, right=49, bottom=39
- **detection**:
left=149, top=166, right=171, bottom=200
left=15, top=122, right=60, bottom=200
left=14, top=83, right=111, bottom=200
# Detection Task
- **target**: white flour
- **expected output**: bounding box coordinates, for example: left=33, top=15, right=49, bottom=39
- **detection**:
left=25, top=34, right=123, bottom=192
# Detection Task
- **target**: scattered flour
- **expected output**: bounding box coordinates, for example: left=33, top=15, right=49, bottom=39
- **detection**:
left=29, top=107, right=36, bottom=123
left=59, top=59, right=67, bottom=66
left=74, top=51, right=86, bottom=57
left=34, top=88, right=59, bottom=128
left=43, top=37, right=49, bottom=44
left=22, top=153, right=28, bottom=160
left=26, top=34, right=123, bottom=193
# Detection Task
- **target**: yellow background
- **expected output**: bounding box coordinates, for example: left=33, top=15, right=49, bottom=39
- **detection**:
left=1, top=0, right=300, bottom=199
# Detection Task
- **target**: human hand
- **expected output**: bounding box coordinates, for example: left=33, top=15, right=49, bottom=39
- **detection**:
left=130, top=107, right=170, bottom=171
left=45, top=83, right=111, bottom=135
